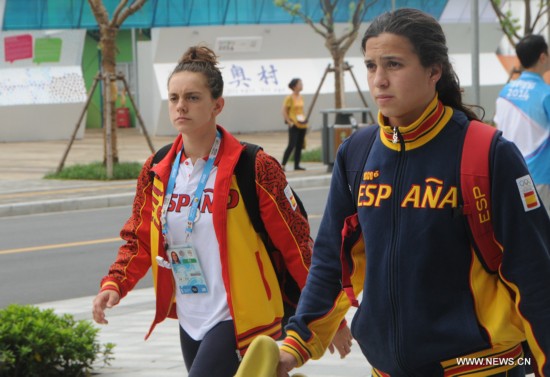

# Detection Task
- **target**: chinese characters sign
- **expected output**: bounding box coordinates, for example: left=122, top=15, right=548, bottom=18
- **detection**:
left=155, top=58, right=369, bottom=98
left=215, top=36, right=262, bottom=53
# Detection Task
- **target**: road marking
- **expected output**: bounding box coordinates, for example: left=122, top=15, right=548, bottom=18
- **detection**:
left=0, top=237, right=122, bottom=255
left=0, top=215, right=322, bottom=255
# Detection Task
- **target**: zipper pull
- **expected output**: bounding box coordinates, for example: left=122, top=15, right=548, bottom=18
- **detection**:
left=392, top=127, right=399, bottom=144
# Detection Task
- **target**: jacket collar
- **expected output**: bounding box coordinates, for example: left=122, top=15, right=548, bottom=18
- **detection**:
left=378, top=95, right=454, bottom=151
left=150, top=125, right=242, bottom=185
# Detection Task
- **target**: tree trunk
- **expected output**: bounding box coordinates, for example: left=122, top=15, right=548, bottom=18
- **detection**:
left=332, top=52, right=345, bottom=109
left=87, top=0, right=148, bottom=175
left=100, top=25, right=119, bottom=164
left=275, top=0, right=369, bottom=111
left=523, top=0, right=531, bottom=36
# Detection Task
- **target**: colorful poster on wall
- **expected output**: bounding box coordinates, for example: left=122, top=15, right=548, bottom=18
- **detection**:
left=4, top=34, right=33, bottom=63
left=34, top=38, right=62, bottom=63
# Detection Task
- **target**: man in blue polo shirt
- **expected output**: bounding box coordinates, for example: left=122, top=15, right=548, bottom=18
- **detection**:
left=495, top=34, right=550, bottom=215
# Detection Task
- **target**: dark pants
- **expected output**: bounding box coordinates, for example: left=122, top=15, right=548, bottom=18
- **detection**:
left=281, top=125, right=306, bottom=168
left=179, top=320, right=240, bottom=377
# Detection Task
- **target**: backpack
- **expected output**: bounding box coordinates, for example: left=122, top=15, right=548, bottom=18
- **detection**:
left=151, top=142, right=308, bottom=331
left=341, top=120, right=501, bottom=305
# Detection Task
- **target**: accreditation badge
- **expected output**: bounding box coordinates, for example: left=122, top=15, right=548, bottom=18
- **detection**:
left=167, top=244, right=208, bottom=294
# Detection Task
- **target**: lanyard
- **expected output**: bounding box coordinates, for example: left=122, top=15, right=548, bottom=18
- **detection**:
left=161, top=130, right=221, bottom=241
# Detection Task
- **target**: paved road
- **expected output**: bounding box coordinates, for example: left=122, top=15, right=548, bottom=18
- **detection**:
left=0, top=185, right=329, bottom=308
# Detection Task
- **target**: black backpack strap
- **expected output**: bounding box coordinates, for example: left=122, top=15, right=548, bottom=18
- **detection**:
left=236, top=142, right=308, bottom=235
left=152, top=143, right=173, bottom=166
left=148, top=143, right=173, bottom=181
left=234, top=142, right=265, bottom=235
left=344, top=125, right=379, bottom=207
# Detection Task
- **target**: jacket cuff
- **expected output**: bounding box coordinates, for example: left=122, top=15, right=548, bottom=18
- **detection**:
left=280, top=330, right=315, bottom=367
left=100, top=281, right=121, bottom=296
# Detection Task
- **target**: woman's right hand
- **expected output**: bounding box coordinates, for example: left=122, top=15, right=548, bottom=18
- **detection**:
left=92, top=290, right=120, bottom=324
left=277, top=350, right=298, bottom=377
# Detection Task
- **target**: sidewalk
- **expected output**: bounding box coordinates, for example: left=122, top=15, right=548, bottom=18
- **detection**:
left=37, top=288, right=371, bottom=377
left=0, top=127, right=331, bottom=217
left=1, top=127, right=375, bottom=376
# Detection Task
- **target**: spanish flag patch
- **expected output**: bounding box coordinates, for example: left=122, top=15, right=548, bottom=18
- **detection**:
left=516, top=174, right=541, bottom=212
left=284, top=184, right=298, bottom=211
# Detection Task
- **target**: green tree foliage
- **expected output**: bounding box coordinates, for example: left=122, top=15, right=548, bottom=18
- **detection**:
left=489, top=0, right=550, bottom=48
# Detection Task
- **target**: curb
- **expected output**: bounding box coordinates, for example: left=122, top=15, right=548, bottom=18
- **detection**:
left=0, top=193, right=135, bottom=218
left=0, top=175, right=331, bottom=218
left=285, top=175, right=331, bottom=189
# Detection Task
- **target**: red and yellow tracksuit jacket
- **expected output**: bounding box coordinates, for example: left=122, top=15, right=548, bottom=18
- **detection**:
left=99, top=126, right=311, bottom=353
left=282, top=99, right=550, bottom=376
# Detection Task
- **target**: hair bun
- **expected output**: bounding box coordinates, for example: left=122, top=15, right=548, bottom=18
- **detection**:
left=179, top=45, right=218, bottom=66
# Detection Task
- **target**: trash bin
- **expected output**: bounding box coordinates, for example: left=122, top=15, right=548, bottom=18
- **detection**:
left=321, top=109, right=367, bottom=170
left=332, top=125, right=353, bottom=155
left=332, top=113, right=357, bottom=158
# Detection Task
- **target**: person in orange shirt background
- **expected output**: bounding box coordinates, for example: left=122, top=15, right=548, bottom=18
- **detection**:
left=281, top=78, right=308, bottom=171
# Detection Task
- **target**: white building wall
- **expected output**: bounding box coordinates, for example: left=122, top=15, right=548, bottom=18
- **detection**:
left=0, top=0, right=511, bottom=141
left=138, top=20, right=508, bottom=136
left=139, top=23, right=374, bottom=136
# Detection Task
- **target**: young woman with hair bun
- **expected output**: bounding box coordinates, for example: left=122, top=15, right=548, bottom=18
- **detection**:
left=92, top=45, right=352, bottom=376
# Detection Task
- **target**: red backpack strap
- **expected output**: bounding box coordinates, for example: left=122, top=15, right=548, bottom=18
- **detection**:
left=341, top=213, right=361, bottom=307
left=461, top=120, right=502, bottom=273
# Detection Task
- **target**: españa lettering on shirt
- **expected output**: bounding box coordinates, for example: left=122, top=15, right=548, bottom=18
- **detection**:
left=357, top=174, right=458, bottom=209
left=164, top=188, right=240, bottom=214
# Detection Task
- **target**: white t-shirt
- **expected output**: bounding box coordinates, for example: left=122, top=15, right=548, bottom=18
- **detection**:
left=164, top=156, right=231, bottom=340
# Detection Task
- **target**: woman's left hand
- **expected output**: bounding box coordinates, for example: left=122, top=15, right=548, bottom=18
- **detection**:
left=328, top=324, right=353, bottom=358
left=277, top=350, right=298, bottom=377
